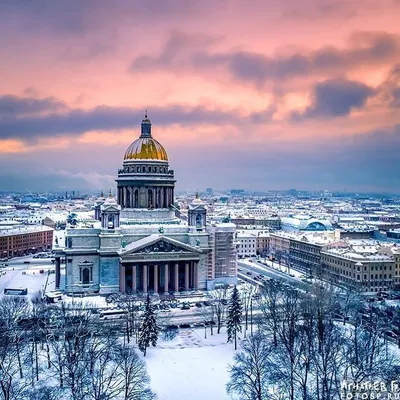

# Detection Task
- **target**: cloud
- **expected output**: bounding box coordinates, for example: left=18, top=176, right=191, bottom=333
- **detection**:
left=0, top=0, right=207, bottom=36
left=0, top=169, right=115, bottom=192
left=130, top=31, right=400, bottom=85
left=293, top=78, right=375, bottom=119
left=0, top=95, right=66, bottom=117
left=130, top=31, right=221, bottom=71
left=0, top=120, right=399, bottom=194
left=0, top=97, right=264, bottom=140
left=379, top=63, right=400, bottom=107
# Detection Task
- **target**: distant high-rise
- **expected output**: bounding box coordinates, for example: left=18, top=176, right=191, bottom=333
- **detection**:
left=206, top=187, right=213, bottom=195
left=230, top=189, right=244, bottom=196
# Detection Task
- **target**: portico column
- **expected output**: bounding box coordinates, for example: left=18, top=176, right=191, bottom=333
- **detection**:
left=185, top=262, right=189, bottom=291
left=130, top=188, right=134, bottom=209
left=190, top=261, right=194, bottom=288
left=164, top=263, right=169, bottom=294
left=123, top=187, right=128, bottom=208
left=119, top=265, right=126, bottom=293
left=193, top=261, right=198, bottom=290
left=55, top=257, right=61, bottom=289
left=132, top=265, right=137, bottom=293
left=174, top=263, right=179, bottom=292
left=154, top=265, right=158, bottom=294
left=143, top=264, right=148, bottom=294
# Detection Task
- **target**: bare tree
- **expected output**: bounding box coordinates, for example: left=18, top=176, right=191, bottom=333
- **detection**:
left=87, top=334, right=125, bottom=400
left=240, top=283, right=256, bottom=338
left=209, top=285, right=228, bottom=334
left=115, top=345, right=156, bottom=400
left=48, top=302, right=96, bottom=399
left=226, top=332, right=270, bottom=400
left=259, top=281, right=283, bottom=347
left=119, top=292, right=140, bottom=344
left=0, top=297, right=31, bottom=400
left=200, top=303, right=216, bottom=338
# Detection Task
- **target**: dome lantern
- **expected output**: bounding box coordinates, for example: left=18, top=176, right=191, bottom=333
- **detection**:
left=141, top=110, right=152, bottom=138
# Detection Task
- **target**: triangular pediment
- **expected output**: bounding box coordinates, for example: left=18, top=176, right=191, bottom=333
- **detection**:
left=119, top=234, right=202, bottom=257
left=101, top=204, right=120, bottom=212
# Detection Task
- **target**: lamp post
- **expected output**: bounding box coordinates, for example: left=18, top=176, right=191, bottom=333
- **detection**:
left=250, top=298, right=253, bottom=335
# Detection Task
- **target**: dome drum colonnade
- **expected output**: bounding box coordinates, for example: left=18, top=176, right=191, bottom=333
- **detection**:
left=116, top=113, right=175, bottom=209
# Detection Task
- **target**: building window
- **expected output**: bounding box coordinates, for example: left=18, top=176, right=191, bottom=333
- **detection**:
left=82, top=268, right=90, bottom=284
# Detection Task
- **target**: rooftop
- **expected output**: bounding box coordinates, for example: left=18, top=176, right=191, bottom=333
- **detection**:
left=0, top=225, right=54, bottom=237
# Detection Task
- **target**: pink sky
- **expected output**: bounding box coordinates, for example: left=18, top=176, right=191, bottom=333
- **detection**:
left=1, top=0, right=400, bottom=194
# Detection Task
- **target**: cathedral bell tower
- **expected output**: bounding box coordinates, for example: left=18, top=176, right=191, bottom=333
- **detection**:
left=188, top=191, right=207, bottom=231
left=100, top=192, right=121, bottom=230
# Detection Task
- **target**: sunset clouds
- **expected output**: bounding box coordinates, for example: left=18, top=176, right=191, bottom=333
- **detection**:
left=1, top=0, right=400, bottom=193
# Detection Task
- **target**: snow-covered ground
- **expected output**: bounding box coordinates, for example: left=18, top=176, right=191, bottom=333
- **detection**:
left=144, top=327, right=238, bottom=400
left=0, top=262, right=54, bottom=300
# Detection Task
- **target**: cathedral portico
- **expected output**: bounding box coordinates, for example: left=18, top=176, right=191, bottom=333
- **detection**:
left=119, top=260, right=200, bottom=294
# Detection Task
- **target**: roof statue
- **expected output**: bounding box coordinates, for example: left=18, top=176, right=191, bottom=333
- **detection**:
left=221, top=213, right=231, bottom=223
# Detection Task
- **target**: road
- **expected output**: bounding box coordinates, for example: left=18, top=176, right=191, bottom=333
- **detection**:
left=238, top=260, right=312, bottom=292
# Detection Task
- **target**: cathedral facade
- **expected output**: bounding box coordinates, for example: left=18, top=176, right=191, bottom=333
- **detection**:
left=54, top=114, right=237, bottom=295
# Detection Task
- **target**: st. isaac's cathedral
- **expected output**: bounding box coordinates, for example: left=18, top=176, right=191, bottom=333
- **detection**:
left=54, top=114, right=237, bottom=295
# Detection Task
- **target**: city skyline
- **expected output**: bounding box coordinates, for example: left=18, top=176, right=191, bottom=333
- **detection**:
left=1, top=0, right=400, bottom=193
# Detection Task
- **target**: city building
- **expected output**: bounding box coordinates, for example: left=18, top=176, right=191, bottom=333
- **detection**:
left=388, top=229, right=400, bottom=240
left=0, top=225, right=54, bottom=258
left=54, top=114, right=237, bottom=295
left=256, top=232, right=270, bottom=256
left=321, top=240, right=398, bottom=293
left=231, top=216, right=281, bottom=230
left=281, top=214, right=333, bottom=231
left=269, top=231, right=340, bottom=276
left=236, top=231, right=257, bottom=258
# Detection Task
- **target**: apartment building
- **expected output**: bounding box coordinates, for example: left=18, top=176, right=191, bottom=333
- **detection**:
left=269, top=231, right=339, bottom=276
left=321, top=245, right=395, bottom=293
left=0, top=225, right=54, bottom=258
left=236, top=231, right=257, bottom=257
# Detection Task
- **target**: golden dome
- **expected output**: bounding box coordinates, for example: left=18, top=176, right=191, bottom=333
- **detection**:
left=124, top=137, right=168, bottom=161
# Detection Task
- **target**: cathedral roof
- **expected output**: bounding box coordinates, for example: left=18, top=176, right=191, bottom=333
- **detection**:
left=124, top=112, right=168, bottom=161
left=124, top=137, right=168, bottom=161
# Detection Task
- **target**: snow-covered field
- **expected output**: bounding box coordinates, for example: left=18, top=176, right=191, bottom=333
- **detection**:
left=0, top=265, right=53, bottom=299
left=144, top=327, right=238, bottom=400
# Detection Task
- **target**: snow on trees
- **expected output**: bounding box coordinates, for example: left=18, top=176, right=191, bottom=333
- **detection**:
left=138, top=295, right=160, bottom=357
left=227, top=281, right=400, bottom=400
left=0, top=298, right=155, bottom=400
left=226, top=285, right=243, bottom=350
